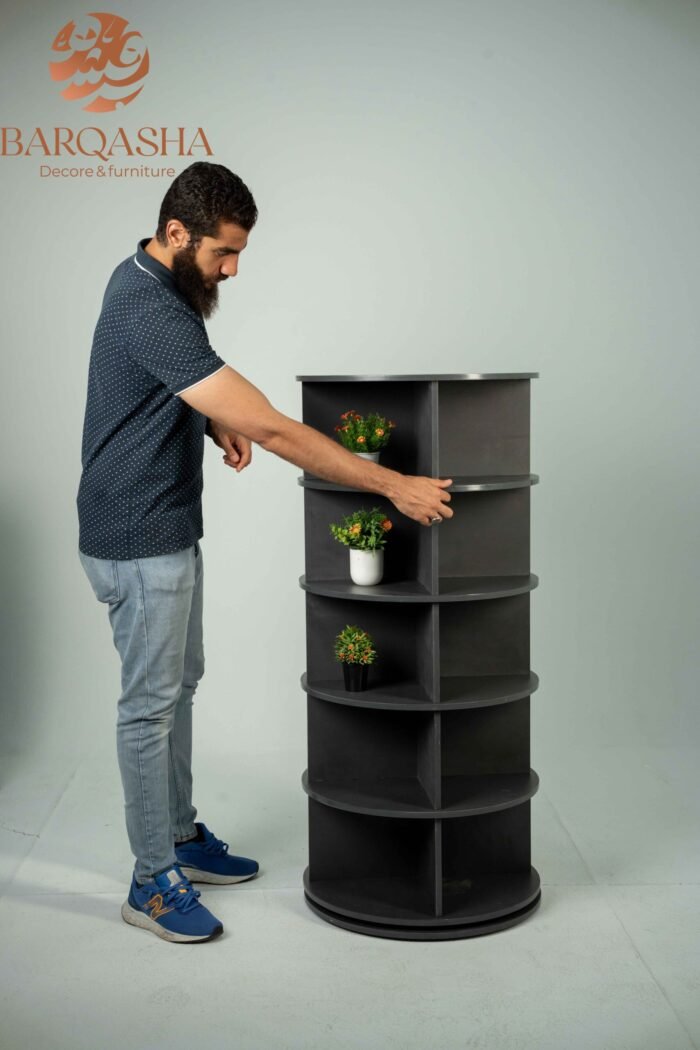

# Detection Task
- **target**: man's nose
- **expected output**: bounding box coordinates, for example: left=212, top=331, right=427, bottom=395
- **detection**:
left=221, top=257, right=238, bottom=277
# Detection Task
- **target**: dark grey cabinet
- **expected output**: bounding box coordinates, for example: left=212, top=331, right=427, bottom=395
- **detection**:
left=296, top=373, right=541, bottom=939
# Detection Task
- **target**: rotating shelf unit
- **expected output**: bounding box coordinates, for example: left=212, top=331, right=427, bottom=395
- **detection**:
left=296, top=373, right=540, bottom=940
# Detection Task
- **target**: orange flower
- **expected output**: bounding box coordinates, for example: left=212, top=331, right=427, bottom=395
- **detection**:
left=356, top=435, right=366, bottom=443
left=349, top=523, right=362, bottom=534
left=375, top=428, right=384, bottom=436
left=381, top=519, right=392, bottom=531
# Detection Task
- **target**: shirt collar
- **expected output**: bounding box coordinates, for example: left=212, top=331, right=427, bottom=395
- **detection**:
left=134, top=237, right=193, bottom=310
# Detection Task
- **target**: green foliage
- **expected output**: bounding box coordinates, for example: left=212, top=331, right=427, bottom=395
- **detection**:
left=329, top=506, right=393, bottom=551
left=333, top=409, right=396, bottom=452
left=334, top=624, right=378, bottom=665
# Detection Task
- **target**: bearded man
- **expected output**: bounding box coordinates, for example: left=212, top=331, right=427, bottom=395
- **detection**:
left=76, top=161, right=453, bottom=943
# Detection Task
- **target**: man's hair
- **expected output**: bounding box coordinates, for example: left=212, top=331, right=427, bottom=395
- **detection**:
left=155, top=162, right=258, bottom=246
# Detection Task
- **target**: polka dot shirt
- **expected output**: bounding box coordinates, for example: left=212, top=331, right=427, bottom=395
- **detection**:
left=76, top=237, right=227, bottom=559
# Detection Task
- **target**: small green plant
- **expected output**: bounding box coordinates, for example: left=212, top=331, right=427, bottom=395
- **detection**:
left=329, top=506, right=393, bottom=551
left=333, top=410, right=396, bottom=452
left=334, top=624, right=378, bottom=665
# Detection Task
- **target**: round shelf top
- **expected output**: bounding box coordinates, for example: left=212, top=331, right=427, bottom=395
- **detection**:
left=299, top=573, right=539, bottom=602
left=298, top=473, right=539, bottom=492
left=295, top=372, right=539, bottom=382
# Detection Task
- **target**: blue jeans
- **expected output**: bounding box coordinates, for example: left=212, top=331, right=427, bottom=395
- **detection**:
left=78, top=541, right=203, bottom=883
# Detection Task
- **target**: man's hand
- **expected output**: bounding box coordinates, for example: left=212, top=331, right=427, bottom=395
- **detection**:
left=207, top=419, right=252, bottom=473
left=389, top=475, right=454, bottom=525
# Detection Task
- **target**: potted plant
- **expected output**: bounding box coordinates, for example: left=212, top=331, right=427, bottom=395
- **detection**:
left=334, top=624, right=377, bottom=691
left=329, top=506, right=392, bottom=585
left=333, top=410, right=396, bottom=462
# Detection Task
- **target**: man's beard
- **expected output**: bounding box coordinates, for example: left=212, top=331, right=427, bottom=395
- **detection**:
left=171, top=243, right=220, bottom=319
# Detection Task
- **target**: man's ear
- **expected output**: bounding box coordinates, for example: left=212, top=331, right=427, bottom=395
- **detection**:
left=166, top=219, right=189, bottom=250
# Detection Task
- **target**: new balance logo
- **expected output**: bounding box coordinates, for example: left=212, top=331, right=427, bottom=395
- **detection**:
left=146, top=893, right=174, bottom=921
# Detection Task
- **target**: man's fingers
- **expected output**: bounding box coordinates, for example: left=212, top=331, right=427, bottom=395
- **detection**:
left=222, top=443, right=252, bottom=472
left=221, top=435, right=241, bottom=462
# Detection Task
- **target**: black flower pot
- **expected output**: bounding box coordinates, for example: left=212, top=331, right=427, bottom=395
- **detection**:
left=342, top=662, right=368, bottom=692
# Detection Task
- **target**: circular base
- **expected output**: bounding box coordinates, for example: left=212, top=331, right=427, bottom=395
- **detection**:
left=304, top=888, right=542, bottom=940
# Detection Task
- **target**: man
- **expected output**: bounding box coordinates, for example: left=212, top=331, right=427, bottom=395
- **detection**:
left=76, top=161, right=453, bottom=944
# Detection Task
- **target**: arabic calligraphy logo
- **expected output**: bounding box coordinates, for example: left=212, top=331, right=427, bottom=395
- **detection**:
left=49, top=12, right=149, bottom=112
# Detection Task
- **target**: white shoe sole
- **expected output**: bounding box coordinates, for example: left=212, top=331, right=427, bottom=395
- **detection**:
left=177, top=865, right=261, bottom=885
left=121, top=900, right=223, bottom=942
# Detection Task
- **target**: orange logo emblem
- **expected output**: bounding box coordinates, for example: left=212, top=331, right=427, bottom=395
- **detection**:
left=49, top=12, right=150, bottom=112
left=146, top=893, right=173, bottom=921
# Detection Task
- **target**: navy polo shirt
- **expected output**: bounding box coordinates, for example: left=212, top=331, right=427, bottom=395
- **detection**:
left=76, top=238, right=227, bottom=559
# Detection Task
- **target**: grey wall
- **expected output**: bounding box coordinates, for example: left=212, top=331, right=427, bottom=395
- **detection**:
left=1, top=0, right=697, bottom=764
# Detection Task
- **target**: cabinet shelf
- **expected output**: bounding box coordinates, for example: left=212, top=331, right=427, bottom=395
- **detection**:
left=304, top=871, right=437, bottom=924
left=300, top=576, right=432, bottom=601
left=300, top=574, right=538, bottom=602
left=301, top=672, right=433, bottom=710
left=441, top=868, right=541, bottom=924
left=304, top=881, right=541, bottom=939
left=301, top=672, right=538, bottom=710
left=438, top=574, right=538, bottom=600
left=439, top=672, right=539, bottom=708
left=447, top=474, right=539, bottom=491
left=440, top=771, right=539, bottom=814
left=295, top=372, right=539, bottom=381
left=298, top=373, right=540, bottom=939
left=302, top=769, right=539, bottom=817
left=304, top=867, right=541, bottom=928
left=298, top=473, right=539, bottom=492
left=302, top=769, right=434, bottom=816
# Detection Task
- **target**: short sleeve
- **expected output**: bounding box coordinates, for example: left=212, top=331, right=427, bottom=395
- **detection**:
left=127, top=301, right=227, bottom=396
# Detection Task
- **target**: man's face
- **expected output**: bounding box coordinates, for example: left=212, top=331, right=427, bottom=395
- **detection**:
left=171, top=221, right=249, bottom=319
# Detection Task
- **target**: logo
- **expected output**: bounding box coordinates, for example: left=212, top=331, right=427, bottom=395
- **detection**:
left=146, top=893, right=174, bottom=921
left=49, top=12, right=149, bottom=112
left=2, top=10, right=213, bottom=178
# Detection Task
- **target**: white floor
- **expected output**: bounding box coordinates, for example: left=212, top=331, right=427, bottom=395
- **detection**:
left=0, top=743, right=699, bottom=1050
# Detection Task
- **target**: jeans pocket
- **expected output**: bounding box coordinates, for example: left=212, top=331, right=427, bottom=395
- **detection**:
left=78, top=550, right=120, bottom=605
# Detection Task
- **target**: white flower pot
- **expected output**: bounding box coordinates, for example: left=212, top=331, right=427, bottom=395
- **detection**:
left=354, top=451, right=380, bottom=462
left=349, top=548, right=384, bottom=586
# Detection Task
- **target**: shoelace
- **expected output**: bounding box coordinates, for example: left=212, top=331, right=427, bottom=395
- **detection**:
left=202, top=833, right=229, bottom=856
left=156, top=878, right=202, bottom=914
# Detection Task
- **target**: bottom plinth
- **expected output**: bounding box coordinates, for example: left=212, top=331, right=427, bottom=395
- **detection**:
left=303, top=867, right=541, bottom=940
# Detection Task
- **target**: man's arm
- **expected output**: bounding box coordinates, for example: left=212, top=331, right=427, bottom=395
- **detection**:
left=178, top=365, right=453, bottom=525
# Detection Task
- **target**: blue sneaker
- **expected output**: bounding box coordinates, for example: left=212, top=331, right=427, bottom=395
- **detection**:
left=175, top=822, right=260, bottom=885
left=121, top=863, right=223, bottom=943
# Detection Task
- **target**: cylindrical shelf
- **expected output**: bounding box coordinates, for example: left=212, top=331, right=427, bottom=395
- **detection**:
left=296, top=373, right=540, bottom=939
